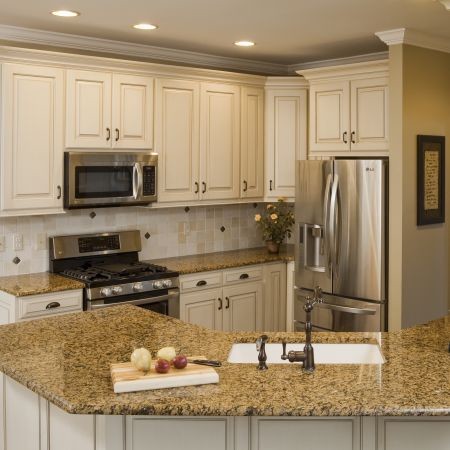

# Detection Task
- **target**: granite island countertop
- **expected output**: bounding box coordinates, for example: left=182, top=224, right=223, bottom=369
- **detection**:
left=148, top=244, right=294, bottom=274
left=0, top=305, right=448, bottom=417
left=0, top=272, right=85, bottom=297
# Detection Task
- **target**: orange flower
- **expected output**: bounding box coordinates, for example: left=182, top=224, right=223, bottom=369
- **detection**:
left=254, top=214, right=262, bottom=222
left=270, top=213, right=278, bottom=220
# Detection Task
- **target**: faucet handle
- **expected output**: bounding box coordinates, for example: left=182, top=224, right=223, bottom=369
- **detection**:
left=314, top=286, right=323, bottom=302
left=281, top=341, right=288, bottom=360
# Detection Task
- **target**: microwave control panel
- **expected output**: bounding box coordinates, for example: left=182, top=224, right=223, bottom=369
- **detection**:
left=143, top=166, right=156, bottom=196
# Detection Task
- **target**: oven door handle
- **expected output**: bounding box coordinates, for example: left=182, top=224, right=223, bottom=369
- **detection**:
left=133, top=163, right=143, bottom=200
left=89, top=290, right=179, bottom=310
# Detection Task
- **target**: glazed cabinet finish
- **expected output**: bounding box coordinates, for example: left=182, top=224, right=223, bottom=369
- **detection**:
left=200, top=83, right=240, bottom=200
left=241, top=87, right=264, bottom=198
left=66, top=69, right=153, bottom=149
left=155, top=78, right=200, bottom=202
left=1, top=63, right=64, bottom=215
left=263, top=263, right=287, bottom=332
left=265, top=88, right=307, bottom=199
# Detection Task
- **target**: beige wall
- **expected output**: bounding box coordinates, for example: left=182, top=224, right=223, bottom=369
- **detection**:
left=389, top=44, right=450, bottom=330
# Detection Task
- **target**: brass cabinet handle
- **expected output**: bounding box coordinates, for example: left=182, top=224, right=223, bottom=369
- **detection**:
left=106, top=128, right=111, bottom=141
left=218, top=298, right=223, bottom=310
left=194, top=182, right=199, bottom=194
left=202, top=182, right=207, bottom=193
left=342, top=131, right=348, bottom=144
left=115, top=128, right=120, bottom=141
left=56, top=185, right=62, bottom=200
left=269, top=180, right=273, bottom=191
left=225, top=297, right=230, bottom=309
left=351, top=131, right=356, bottom=144
left=243, top=180, right=248, bottom=192
left=46, top=302, right=61, bottom=309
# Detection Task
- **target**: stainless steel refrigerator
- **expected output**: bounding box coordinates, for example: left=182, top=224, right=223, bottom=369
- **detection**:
left=294, top=159, right=388, bottom=332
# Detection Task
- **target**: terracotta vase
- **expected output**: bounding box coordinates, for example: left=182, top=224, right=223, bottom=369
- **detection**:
left=265, top=240, right=280, bottom=254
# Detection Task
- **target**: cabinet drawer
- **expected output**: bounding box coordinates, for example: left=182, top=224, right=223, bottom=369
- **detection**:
left=223, top=266, right=263, bottom=285
left=180, top=272, right=222, bottom=292
left=17, top=290, right=83, bottom=320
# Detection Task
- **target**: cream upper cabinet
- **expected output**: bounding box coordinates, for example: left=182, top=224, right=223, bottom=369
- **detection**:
left=240, top=87, right=264, bottom=198
left=66, top=69, right=153, bottom=149
left=1, top=63, right=64, bottom=215
left=299, top=61, right=389, bottom=157
left=200, top=83, right=240, bottom=200
left=265, top=86, right=307, bottom=199
left=309, top=81, right=350, bottom=152
left=155, top=78, right=200, bottom=202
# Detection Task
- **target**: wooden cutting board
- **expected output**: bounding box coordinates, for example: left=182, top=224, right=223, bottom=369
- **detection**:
left=110, top=361, right=219, bottom=393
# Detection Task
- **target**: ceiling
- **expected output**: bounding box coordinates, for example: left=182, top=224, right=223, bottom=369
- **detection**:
left=0, top=0, right=449, bottom=66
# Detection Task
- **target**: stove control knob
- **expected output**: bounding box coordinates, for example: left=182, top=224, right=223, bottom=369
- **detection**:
left=100, top=287, right=112, bottom=297
left=162, top=279, right=173, bottom=288
left=111, top=286, right=123, bottom=296
left=133, top=282, right=144, bottom=292
left=152, top=280, right=163, bottom=290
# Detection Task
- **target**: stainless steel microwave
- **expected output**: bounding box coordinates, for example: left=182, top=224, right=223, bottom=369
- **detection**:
left=64, top=152, right=157, bottom=209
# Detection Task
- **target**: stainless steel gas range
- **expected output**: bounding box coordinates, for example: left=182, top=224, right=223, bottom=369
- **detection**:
left=49, top=230, right=179, bottom=317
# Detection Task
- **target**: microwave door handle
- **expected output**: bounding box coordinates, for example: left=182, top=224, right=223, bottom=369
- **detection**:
left=133, top=163, right=143, bottom=199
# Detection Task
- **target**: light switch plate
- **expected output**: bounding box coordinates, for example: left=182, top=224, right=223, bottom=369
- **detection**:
left=36, top=233, right=47, bottom=251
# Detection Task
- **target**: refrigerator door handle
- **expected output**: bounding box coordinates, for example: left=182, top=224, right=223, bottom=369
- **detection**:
left=318, top=302, right=377, bottom=316
left=323, top=173, right=333, bottom=276
left=329, top=174, right=339, bottom=274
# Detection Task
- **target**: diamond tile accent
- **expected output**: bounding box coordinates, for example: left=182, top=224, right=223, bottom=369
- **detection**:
left=220, top=226, right=226, bottom=232
left=89, top=212, right=96, bottom=219
left=12, top=257, right=21, bottom=265
left=253, top=203, right=258, bottom=208
left=144, top=232, right=151, bottom=239
left=184, top=207, right=190, bottom=213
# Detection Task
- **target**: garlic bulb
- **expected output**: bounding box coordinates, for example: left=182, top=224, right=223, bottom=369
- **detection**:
left=130, top=347, right=152, bottom=372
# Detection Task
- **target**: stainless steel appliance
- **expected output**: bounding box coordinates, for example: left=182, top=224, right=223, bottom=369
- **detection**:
left=49, top=230, right=179, bottom=316
left=64, top=152, right=157, bottom=209
left=294, top=159, right=388, bottom=332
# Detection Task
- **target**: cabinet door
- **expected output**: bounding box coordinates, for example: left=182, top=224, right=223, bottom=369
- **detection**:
left=112, top=74, right=153, bottom=149
left=350, top=77, right=389, bottom=152
left=309, top=81, right=350, bottom=152
left=200, top=83, right=240, bottom=200
left=223, top=282, right=263, bottom=332
left=241, top=87, right=264, bottom=198
left=1, top=63, right=64, bottom=213
left=66, top=69, right=112, bottom=148
left=263, top=263, right=287, bottom=332
left=155, top=79, right=200, bottom=202
left=180, top=288, right=223, bottom=330
left=265, top=89, right=307, bottom=198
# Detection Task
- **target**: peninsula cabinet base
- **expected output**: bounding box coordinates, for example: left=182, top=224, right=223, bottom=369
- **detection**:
left=1, top=375, right=449, bottom=450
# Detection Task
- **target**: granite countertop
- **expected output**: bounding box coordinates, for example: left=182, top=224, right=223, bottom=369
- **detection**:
left=0, top=305, right=448, bottom=416
left=0, top=272, right=84, bottom=297
left=148, top=244, right=294, bottom=274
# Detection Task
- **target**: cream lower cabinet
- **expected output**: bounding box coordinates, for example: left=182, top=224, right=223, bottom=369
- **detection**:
left=66, top=69, right=153, bottom=149
left=263, top=263, right=287, bottom=332
left=180, top=287, right=223, bottom=330
left=1, top=63, right=64, bottom=216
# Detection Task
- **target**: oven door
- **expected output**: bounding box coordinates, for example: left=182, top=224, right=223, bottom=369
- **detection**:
left=64, top=152, right=157, bottom=209
left=87, top=289, right=180, bottom=318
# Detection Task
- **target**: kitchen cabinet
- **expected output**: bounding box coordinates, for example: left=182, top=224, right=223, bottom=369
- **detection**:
left=180, top=287, right=223, bottom=330
left=0, top=63, right=64, bottom=216
left=263, top=263, right=287, bottom=332
left=299, top=61, right=389, bottom=156
left=240, top=87, right=264, bottom=198
left=200, top=83, right=240, bottom=200
left=66, top=69, right=153, bottom=149
left=155, top=78, right=200, bottom=202
left=264, top=81, right=307, bottom=200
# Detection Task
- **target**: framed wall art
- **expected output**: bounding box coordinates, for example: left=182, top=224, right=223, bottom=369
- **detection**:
left=417, top=135, right=445, bottom=225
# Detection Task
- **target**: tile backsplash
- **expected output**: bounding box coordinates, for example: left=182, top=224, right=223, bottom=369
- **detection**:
left=0, top=203, right=265, bottom=276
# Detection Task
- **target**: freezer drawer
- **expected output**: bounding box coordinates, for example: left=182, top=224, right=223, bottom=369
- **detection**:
left=294, top=289, right=384, bottom=332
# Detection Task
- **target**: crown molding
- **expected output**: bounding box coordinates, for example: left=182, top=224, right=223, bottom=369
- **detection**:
left=0, top=24, right=288, bottom=75
left=288, top=51, right=389, bottom=72
left=265, top=76, right=309, bottom=88
left=376, top=28, right=450, bottom=54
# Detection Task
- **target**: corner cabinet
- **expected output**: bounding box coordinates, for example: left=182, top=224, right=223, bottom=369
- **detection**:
left=264, top=78, right=308, bottom=200
left=66, top=69, right=153, bottom=149
left=299, top=60, right=389, bottom=157
left=0, top=63, right=64, bottom=216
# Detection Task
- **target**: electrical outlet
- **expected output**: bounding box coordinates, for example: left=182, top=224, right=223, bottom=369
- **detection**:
left=13, top=234, right=23, bottom=251
left=36, top=233, right=47, bottom=251
left=0, top=235, right=5, bottom=252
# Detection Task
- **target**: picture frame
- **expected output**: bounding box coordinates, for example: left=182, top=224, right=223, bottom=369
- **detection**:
left=417, top=135, right=445, bottom=226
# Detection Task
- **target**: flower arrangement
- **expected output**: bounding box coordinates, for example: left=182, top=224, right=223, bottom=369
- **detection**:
left=254, top=199, right=294, bottom=252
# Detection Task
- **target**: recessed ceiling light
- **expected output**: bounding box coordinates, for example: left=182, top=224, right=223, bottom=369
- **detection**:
left=51, top=10, right=80, bottom=17
left=133, top=23, right=158, bottom=30
left=234, top=40, right=255, bottom=47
